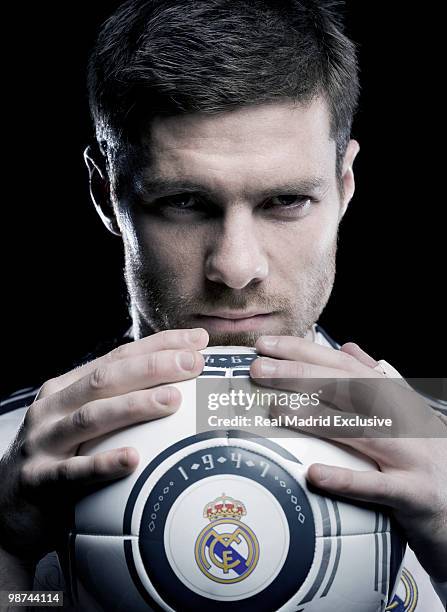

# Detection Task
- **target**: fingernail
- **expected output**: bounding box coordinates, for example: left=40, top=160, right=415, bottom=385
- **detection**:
left=177, top=351, right=195, bottom=370
left=259, top=358, right=277, bottom=376
left=315, top=465, right=332, bottom=482
left=261, top=336, right=278, bottom=349
left=186, top=328, right=204, bottom=344
left=154, top=387, right=172, bottom=406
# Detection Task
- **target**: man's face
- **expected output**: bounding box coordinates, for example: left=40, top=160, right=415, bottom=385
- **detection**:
left=113, top=98, right=358, bottom=345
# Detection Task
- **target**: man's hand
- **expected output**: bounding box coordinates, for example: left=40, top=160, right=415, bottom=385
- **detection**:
left=250, top=335, right=447, bottom=583
left=0, top=328, right=208, bottom=566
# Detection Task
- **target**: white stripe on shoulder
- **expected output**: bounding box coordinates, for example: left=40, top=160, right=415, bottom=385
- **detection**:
left=314, top=329, right=339, bottom=349
left=1, top=388, right=39, bottom=407
left=8, top=386, right=36, bottom=397
left=314, top=332, right=331, bottom=348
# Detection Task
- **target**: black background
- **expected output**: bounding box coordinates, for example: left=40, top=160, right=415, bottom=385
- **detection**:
left=2, top=2, right=445, bottom=397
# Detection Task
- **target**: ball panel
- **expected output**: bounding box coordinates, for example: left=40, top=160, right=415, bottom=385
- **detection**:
left=74, top=534, right=155, bottom=612
left=286, top=533, right=391, bottom=612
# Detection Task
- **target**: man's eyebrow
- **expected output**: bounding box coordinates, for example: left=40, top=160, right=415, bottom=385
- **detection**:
left=256, top=178, right=329, bottom=198
left=140, top=177, right=210, bottom=197
left=140, top=176, right=329, bottom=198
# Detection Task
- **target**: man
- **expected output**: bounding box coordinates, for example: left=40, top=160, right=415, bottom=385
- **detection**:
left=1, top=0, right=446, bottom=610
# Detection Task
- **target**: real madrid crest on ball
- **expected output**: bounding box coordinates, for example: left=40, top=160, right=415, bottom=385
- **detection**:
left=195, top=494, right=259, bottom=584
left=69, top=347, right=405, bottom=611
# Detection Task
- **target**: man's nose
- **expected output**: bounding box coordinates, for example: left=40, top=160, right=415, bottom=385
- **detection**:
left=205, top=208, right=269, bottom=289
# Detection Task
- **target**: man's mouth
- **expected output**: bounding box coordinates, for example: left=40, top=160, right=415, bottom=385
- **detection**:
left=193, top=310, right=274, bottom=332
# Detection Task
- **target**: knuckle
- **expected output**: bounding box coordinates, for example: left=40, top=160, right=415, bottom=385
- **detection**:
left=145, top=353, right=158, bottom=379
left=57, top=461, right=71, bottom=482
left=88, top=366, right=109, bottom=391
left=23, top=403, right=39, bottom=429
left=72, top=406, right=95, bottom=432
left=362, top=436, right=382, bottom=452
left=126, top=393, right=144, bottom=419
left=37, top=378, right=58, bottom=399
left=108, top=343, right=128, bottom=362
left=20, top=463, right=40, bottom=488
left=157, top=329, right=171, bottom=346
left=20, top=433, right=39, bottom=459
left=292, top=361, right=308, bottom=378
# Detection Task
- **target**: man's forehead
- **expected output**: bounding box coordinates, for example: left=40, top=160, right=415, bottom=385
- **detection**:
left=146, top=97, right=331, bottom=147
left=138, top=97, right=335, bottom=192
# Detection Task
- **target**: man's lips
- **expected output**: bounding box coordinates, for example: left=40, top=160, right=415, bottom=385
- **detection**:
left=193, top=311, right=274, bottom=332
left=199, top=310, right=272, bottom=319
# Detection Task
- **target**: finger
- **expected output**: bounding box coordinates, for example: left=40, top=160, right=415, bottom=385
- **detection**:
left=256, top=335, right=363, bottom=372
left=50, top=447, right=140, bottom=486
left=250, top=358, right=352, bottom=409
left=38, top=328, right=209, bottom=397
left=49, top=348, right=203, bottom=414
left=325, top=436, right=438, bottom=467
left=306, top=463, right=404, bottom=508
left=39, top=386, right=182, bottom=452
left=249, top=361, right=356, bottom=416
left=340, top=342, right=378, bottom=368
left=315, top=437, right=388, bottom=462
left=250, top=357, right=350, bottom=385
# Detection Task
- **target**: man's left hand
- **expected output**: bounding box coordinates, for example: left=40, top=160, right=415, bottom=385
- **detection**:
left=250, top=335, right=447, bottom=582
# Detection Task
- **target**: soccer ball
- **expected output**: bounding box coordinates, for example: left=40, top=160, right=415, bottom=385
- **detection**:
left=69, top=347, right=405, bottom=611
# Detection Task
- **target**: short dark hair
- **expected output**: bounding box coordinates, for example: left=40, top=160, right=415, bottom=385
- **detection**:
left=88, top=0, right=359, bottom=180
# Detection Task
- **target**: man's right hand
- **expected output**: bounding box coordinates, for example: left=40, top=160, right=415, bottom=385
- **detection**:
left=0, top=328, right=208, bottom=566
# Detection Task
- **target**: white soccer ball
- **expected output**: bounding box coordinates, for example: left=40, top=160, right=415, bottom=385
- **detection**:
left=70, top=347, right=405, bottom=611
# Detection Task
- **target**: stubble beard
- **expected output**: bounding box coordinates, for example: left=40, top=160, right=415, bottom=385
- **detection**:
left=125, top=240, right=337, bottom=346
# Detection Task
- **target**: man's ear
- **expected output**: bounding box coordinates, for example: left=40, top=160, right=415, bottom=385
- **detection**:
left=339, top=139, right=360, bottom=219
left=83, top=143, right=121, bottom=236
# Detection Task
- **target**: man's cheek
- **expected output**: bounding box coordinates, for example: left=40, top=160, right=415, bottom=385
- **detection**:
left=141, top=244, right=199, bottom=292
left=303, top=218, right=338, bottom=259
left=137, top=231, right=177, bottom=268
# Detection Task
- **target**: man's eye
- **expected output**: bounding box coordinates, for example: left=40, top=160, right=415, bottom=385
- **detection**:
left=161, top=194, right=200, bottom=211
left=264, top=195, right=312, bottom=211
